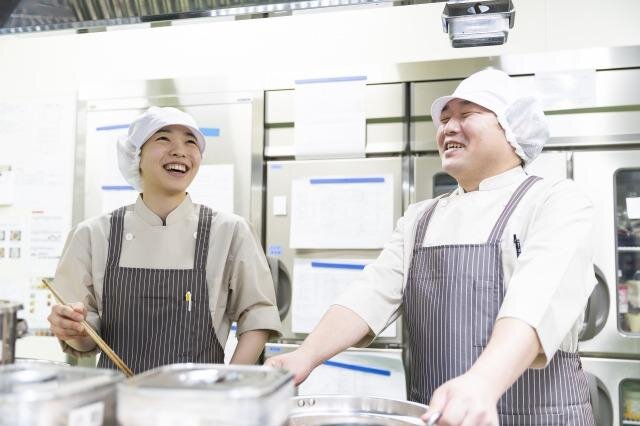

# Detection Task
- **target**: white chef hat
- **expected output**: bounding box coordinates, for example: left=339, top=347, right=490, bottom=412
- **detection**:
left=430, top=68, right=548, bottom=166
left=117, top=106, right=206, bottom=191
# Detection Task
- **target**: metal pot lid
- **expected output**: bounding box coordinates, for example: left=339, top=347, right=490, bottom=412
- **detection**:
left=289, top=396, right=428, bottom=426
left=121, top=363, right=293, bottom=397
left=14, top=358, right=70, bottom=367
left=0, top=362, right=124, bottom=402
left=3, top=369, right=58, bottom=384
left=0, top=300, right=23, bottom=314
left=289, top=414, right=420, bottom=426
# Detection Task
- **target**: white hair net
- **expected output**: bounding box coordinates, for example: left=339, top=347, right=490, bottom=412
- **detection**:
left=117, top=106, right=206, bottom=191
left=430, top=69, right=548, bottom=166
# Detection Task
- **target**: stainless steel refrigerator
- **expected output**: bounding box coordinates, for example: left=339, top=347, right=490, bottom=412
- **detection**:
left=573, top=150, right=640, bottom=426
left=263, top=82, right=409, bottom=399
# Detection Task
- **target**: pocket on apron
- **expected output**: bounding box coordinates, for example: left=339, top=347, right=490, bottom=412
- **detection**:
left=137, top=294, right=195, bottom=359
left=472, top=278, right=500, bottom=347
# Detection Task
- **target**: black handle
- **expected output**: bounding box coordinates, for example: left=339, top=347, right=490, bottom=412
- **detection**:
left=16, top=318, right=28, bottom=338
left=267, top=256, right=292, bottom=321
left=580, top=265, right=610, bottom=341
left=585, top=372, right=600, bottom=425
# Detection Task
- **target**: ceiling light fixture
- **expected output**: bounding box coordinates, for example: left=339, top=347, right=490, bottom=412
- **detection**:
left=441, top=0, right=515, bottom=48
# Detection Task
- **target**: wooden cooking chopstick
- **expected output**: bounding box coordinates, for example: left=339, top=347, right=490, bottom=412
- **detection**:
left=42, top=278, right=134, bottom=378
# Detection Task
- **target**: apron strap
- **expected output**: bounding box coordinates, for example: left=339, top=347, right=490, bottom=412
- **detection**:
left=106, top=206, right=127, bottom=269
left=487, top=175, right=542, bottom=244
left=412, top=191, right=453, bottom=251
left=193, top=205, right=214, bottom=271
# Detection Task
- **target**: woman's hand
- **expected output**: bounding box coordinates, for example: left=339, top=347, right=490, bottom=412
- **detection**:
left=48, top=302, right=88, bottom=341
left=48, top=302, right=97, bottom=352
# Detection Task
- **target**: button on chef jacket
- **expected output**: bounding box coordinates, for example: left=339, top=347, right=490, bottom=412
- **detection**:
left=54, top=195, right=282, bottom=357
left=335, top=166, right=596, bottom=367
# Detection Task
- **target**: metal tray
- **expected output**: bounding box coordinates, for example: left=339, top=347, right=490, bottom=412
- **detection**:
left=120, top=363, right=292, bottom=396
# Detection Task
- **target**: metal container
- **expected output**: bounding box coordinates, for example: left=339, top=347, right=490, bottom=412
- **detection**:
left=118, top=363, right=294, bottom=426
left=14, top=358, right=70, bottom=367
left=0, top=361, right=124, bottom=426
left=0, top=300, right=27, bottom=365
left=289, top=395, right=429, bottom=426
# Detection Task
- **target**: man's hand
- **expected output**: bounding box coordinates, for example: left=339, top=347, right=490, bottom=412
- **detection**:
left=421, top=371, right=500, bottom=426
left=264, top=305, right=371, bottom=385
left=47, top=302, right=87, bottom=341
left=264, top=348, right=315, bottom=385
left=421, top=318, right=543, bottom=426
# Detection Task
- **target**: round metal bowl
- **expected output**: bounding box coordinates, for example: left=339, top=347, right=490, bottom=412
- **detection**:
left=289, top=395, right=428, bottom=426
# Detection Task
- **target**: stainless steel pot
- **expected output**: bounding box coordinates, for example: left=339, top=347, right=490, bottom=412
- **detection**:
left=0, top=300, right=28, bottom=365
left=118, top=363, right=294, bottom=426
left=289, top=395, right=429, bottom=426
left=0, top=361, right=124, bottom=426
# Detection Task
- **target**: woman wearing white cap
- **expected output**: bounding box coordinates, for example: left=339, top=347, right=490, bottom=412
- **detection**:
left=267, top=69, right=596, bottom=425
left=48, top=107, right=282, bottom=373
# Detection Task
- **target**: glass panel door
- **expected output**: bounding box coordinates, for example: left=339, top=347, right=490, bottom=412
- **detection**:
left=433, top=172, right=456, bottom=197
left=614, top=169, right=640, bottom=335
left=621, top=380, right=640, bottom=425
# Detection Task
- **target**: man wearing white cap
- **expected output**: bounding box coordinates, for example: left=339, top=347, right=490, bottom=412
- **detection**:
left=48, top=107, right=282, bottom=373
left=266, top=69, right=596, bottom=424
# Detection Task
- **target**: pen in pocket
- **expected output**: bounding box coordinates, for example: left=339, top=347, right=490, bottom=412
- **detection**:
left=513, top=234, right=521, bottom=257
left=185, top=291, right=192, bottom=312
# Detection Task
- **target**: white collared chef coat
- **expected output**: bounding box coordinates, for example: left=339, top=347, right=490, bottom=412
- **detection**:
left=335, top=166, right=596, bottom=367
left=54, top=195, right=282, bottom=357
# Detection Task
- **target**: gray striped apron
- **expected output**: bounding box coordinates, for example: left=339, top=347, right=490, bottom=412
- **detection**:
left=98, top=205, right=225, bottom=373
left=404, top=176, right=594, bottom=425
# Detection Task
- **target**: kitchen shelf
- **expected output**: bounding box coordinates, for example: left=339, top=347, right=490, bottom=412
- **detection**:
left=618, top=247, right=640, bottom=252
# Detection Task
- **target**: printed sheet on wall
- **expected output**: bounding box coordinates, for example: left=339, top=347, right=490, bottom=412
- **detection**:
left=294, top=75, right=366, bottom=159
left=0, top=95, right=76, bottom=333
left=289, top=175, right=394, bottom=249
left=300, top=350, right=406, bottom=400
left=266, top=344, right=406, bottom=400
left=291, top=258, right=396, bottom=338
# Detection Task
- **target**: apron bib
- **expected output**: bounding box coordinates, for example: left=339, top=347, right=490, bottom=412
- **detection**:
left=403, top=176, right=594, bottom=425
left=98, top=205, right=224, bottom=374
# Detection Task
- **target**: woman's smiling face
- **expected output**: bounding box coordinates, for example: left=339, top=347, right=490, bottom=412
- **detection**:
left=139, top=124, right=202, bottom=196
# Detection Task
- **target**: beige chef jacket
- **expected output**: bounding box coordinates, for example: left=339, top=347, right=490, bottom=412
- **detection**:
left=54, top=195, right=282, bottom=357
left=335, top=166, right=596, bottom=367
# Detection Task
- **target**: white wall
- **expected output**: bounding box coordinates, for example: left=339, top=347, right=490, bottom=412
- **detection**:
left=0, top=0, right=639, bottom=97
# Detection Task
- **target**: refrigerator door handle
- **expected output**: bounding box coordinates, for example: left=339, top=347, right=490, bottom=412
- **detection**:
left=585, top=372, right=600, bottom=423
left=267, top=256, right=292, bottom=321
left=580, top=265, right=610, bottom=342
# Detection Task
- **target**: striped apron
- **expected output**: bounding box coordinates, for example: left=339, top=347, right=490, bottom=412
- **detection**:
left=97, top=205, right=225, bottom=374
left=403, top=176, right=594, bottom=425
